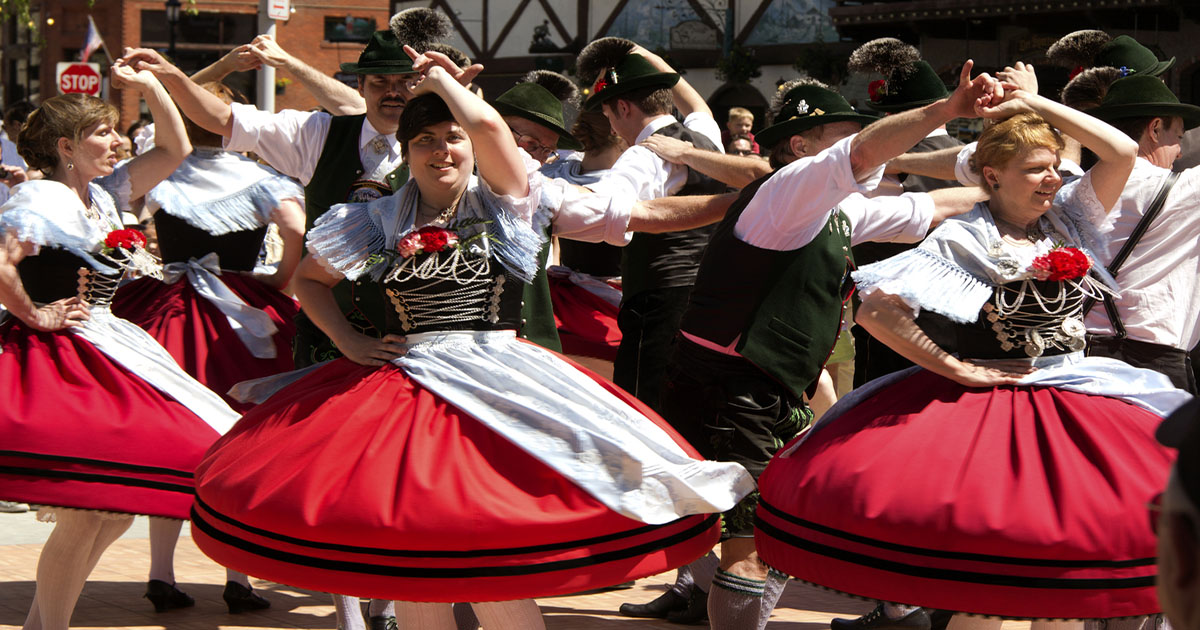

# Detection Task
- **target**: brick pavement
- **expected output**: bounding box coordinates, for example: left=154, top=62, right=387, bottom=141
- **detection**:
left=0, top=529, right=1033, bottom=629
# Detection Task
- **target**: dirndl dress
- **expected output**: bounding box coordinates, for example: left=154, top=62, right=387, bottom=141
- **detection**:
left=112, top=150, right=304, bottom=411
left=756, top=192, right=1191, bottom=619
left=191, top=170, right=754, bottom=602
left=0, top=175, right=239, bottom=519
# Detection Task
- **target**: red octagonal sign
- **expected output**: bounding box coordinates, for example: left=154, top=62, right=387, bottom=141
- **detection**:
left=57, top=62, right=102, bottom=97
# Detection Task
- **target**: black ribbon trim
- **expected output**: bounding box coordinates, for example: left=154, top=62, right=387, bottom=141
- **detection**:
left=0, top=466, right=195, bottom=494
left=756, top=517, right=1154, bottom=590
left=758, top=499, right=1154, bottom=569
left=0, top=450, right=194, bottom=478
left=193, top=496, right=710, bottom=558
left=191, top=507, right=717, bottom=578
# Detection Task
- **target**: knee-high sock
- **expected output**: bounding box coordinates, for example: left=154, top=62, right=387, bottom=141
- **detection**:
left=756, top=569, right=789, bottom=630
left=947, top=616, right=1002, bottom=630
left=453, top=602, right=479, bottom=630
left=30, top=512, right=132, bottom=630
left=368, top=599, right=394, bottom=619
left=691, top=551, right=719, bottom=593
left=332, top=594, right=365, bottom=630
left=147, top=517, right=183, bottom=583
left=708, top=568, right=766, bottom=630
left=396, top=602, right=455, bottom=630
left=471, top=599, right=545, bottom=630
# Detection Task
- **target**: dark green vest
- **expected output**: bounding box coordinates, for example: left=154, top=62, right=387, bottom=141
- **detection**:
left=294, top=115, right=408, bottom=367
left=518, top=231, right=563, bottom=351
left=680, top=173, right=853, bottom=400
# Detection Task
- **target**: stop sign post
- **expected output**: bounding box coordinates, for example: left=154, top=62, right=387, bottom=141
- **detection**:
left=56, top=62, right=102, bottom=97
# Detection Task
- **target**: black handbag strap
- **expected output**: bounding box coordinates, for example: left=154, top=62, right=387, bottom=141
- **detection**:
left=1082, top=171, right=1181, bottom=338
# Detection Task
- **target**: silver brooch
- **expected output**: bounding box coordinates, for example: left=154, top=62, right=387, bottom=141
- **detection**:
left=795, top=99, right=809, bottom=115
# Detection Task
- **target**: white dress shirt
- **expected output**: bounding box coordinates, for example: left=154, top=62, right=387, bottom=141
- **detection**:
left=593, top=113, right=724, bottom=202
left=224, top=103, right=403, bottom=186
left=734, top=134, right=933, bottom=250
left=538, top=153, right=634, bottom=246
left=1079, top=158, right=1200, bottom=349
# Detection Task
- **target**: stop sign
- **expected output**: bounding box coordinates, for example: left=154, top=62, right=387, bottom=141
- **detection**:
left=56, top=62, right=102, bottom=97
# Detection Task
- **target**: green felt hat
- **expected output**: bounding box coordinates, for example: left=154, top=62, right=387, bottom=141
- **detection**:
left=494, top=83, right=584, bottom=151
left=339, top=31, right=417, bottom=75
left=866, top=60, right=949, bottom=112
left=582, top=54, right=679, bottom=111
left=1095, top=35, right=1174, bottom=77
left=757, top=85, right=878, bottom=149
left=1088, top=74, right=1200, bottom=130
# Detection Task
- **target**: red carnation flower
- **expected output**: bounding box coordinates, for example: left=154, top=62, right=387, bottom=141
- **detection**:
left=1031, top=247, right=1091, bottom=281
left=104, top=228, right=147, bottom=250
left=416, top=226, right=452, bottom=252
left=868, top=79, right=887, bottom=103
left=593, top=77, right=608, bottom=93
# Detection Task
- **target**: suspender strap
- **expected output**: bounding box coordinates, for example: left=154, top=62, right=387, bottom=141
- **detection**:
left=1082, top=171, right=1180, bottom=338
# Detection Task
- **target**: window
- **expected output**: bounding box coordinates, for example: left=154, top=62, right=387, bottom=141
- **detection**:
left=325, top=16, right=376, bottom=43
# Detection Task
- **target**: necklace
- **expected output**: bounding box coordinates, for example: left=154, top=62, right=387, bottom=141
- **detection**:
left=997, top=217, right=1044, bottom=246
left=417, top=198, right=460, bottom=226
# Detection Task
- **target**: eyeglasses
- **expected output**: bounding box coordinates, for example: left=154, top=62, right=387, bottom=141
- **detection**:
left=511, top=129, right=555, bottom=161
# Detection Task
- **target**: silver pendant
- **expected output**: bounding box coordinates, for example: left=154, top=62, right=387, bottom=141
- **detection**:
left=1024, top=329, right=1045, bottom=358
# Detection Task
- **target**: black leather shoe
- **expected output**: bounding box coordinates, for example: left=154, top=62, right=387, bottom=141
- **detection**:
left=666, top=588, right=708, bottom=625
left=223, top=581, right=271, bottom=614
left=618, top=589, right=689, bottom=618
left=929, top=609, right=953, bottom=630
left=831, top=604, right=932, bottom=630
left=144, top=580, right=195, bottom=613
left=367, top=615, right=398, bottom=630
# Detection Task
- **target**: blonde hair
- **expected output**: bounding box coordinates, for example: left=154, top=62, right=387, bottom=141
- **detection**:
left=727, top=107, right=753, bottom=123
left=970, top=113, right=1064, bottom=190
left=18, top=94, right=120, bottom=173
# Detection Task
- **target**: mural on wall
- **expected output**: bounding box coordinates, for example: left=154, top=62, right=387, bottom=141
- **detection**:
left=604, top=0, right=712, bottom=50
left=744, top=0, right=838, bottom=46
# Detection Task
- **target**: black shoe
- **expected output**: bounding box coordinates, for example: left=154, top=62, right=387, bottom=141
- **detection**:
left=619, top=589, right=689, bottom=619
left=831, top=604, right=931, bottom=630
left=929, top=610, right=953, bottom=630
left=144, top=580, right=195, bottom=613
left=666, top=588, right=708, bottom=625
left=367, top=615, right=398, bottom=630
left=223, top=581, right=271, bottom=614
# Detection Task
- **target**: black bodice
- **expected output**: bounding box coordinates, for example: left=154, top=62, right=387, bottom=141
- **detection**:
left=379, top=253, right=525, bottom=335
left=18, top=248, right=122, bottom=306
left=154, top=212, right=267, bottom=271
left=955, top=279, right=1087, bottom=360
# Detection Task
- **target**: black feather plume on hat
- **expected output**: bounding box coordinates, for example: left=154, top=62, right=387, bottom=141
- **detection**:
left=848, top=38, right=921, bottom=79
left=577, top=37, right=636, bottom=85
left=428, top=43, right=470, bottom=68
left=521, top=70, right=581, bottom=109
left=1046, top=30, right=1112, bottom=68
left=768, top=78, right=830, bottom=125
left=389, top=7, right=453, bottom=52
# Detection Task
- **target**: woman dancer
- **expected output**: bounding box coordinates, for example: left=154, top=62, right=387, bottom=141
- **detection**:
left=0, top=70, right=239, bottom=630
left=755, top=76, right=1187, bottom=623
left=111, top=81, right=305, bottom=614
left=190, top=54, right=753, bottom=629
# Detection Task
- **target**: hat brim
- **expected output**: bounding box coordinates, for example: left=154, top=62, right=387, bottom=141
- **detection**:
left=583, top=73, right=681, bottom=111
left=756, top=112, right=879, bottom=149
left=339, top=62, right=416, bottom=75
left=1146, top=57, right=1176, bottom=77
left=493, top=101, right=584, bottom=151
left=1089, top=102, right=1200, bottom=130
left=1157, top=398, right=1200, bottom=447
left=866, top=94, right=947, bottom=113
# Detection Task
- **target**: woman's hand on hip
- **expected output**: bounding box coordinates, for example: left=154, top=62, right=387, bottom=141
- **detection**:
left=338, top=332, right=408, bottom=367
left=29, top=297, right=90, bottom=331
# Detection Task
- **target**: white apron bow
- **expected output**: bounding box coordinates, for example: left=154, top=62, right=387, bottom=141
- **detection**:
left=162, top=253, right=278, bottom=359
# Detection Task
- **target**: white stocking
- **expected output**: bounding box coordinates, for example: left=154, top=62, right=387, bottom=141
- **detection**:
left=147, top=517, right=182, bottom=583
left=332, top=594, right=365, bottom=630
left=471, top=599, right=546, bottom=630
left=25, top=511, right=132, bottom=630
left=225, top=569, right=251, bottom=587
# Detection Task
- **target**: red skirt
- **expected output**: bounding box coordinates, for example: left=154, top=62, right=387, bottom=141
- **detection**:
left=192, top=356, right=720, bottom=602
left=113, top=274, right=299, bottom=411
left=0, top=320, right=222, bottom=519
left=756, top=369, right=1173, bottom=619
left=549, top=273, right=621, bottom=361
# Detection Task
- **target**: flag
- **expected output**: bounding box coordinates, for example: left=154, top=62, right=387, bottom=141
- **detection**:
left=81, top=16, right=104, bottom=61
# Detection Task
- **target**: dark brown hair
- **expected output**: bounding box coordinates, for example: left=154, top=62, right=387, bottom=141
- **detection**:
left=397, top=93, right=457, bottom=159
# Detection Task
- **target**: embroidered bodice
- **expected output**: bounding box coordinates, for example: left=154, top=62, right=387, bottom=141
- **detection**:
left=17, top=248, right=123, bottom=306
left=380, top=250, right=524, bottom=335
left=154, top=212, right=267, bottom=272
left=953, top=279, right=1088, bottom=359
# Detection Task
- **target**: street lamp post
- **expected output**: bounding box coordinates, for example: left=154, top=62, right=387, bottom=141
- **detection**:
left=164, top=0, right=180, bottom=59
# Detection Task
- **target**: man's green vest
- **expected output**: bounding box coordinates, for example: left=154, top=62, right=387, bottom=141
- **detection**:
left=294, top=114, right=407, bottom=367
left=679, top=173, right=853, bottom=400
